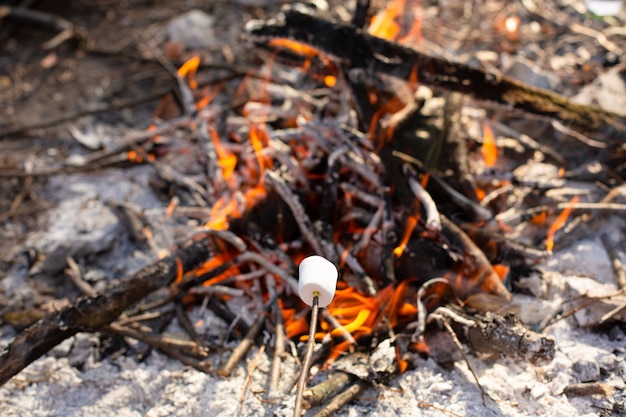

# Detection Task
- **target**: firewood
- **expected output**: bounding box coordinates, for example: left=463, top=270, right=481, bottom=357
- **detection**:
left=303, top=371, right=355, bottom=409
left=312, top=380, right=369, bottom=417
left=246, top=6, right=626, bottom=139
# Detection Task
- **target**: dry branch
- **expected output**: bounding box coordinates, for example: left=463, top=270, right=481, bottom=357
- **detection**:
left=312, top=379, right=369, bottom=417
left=0, top=234, right=215, bottom=387
left=431, top=305, right=556, bottom=366
left=246, top=7, right=626, bottom=139
left=0, top=6, right=88, bottom=49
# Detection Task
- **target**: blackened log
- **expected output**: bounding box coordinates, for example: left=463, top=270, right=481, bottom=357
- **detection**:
left=0, top=235, right=215, bottom=387
left=246, top=7, right=626, bottom=139
left=351, top=0, right=370, bottom=28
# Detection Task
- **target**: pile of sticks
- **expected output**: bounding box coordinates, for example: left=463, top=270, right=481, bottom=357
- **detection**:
left=2, top=3, right=626, bottom=415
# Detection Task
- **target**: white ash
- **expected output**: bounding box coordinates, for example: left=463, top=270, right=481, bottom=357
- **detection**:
left=1, top=166, right=625, bottom=416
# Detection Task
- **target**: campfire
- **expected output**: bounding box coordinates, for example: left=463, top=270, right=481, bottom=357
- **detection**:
left=1, top=1, right=625, bottom=416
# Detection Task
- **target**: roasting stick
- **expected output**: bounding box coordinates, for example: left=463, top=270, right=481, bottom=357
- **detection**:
left=294, top=256, right=338, bottom=417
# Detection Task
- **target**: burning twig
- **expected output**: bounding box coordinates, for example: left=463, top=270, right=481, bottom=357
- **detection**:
left=394, top=151, right=493, bottom=222
left=265, top=169, right=331, bottom=260
left=246, top=6, right=626, bottom=137
left=407, top=172, right=441, bottom=232
left=152, top=162, right=210, bottom=206
left=491, top=121, right=565, bottom=165
left=497, top=201, right=626, bottom=224
left=440, top=215, right=511, bottom=301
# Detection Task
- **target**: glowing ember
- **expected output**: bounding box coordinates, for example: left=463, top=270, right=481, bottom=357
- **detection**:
left=267, top=38, right=320, bottom=59
left=195, top=84, right=222, bottom=110
left=504, top=16, right=521, bottom=35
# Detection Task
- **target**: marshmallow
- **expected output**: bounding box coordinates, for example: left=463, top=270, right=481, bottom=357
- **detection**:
left=298, top=255, right=338, bottom=307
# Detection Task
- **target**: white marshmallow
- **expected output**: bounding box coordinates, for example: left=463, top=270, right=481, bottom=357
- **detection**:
left=298, top=255, right=338, bottom=307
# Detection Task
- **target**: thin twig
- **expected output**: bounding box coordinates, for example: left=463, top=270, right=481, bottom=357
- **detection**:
left=497, top=202, right=626, bottom=224
left=0, top=87, right=174, bottom=137
left=312, top=379, right=369, bottom=417
left=65, top=256, right=97, bottom=297
left=0, top=6, right=88, bottom=49
left=303, top=371, right=355, bottom=409
left=105, top=322, right=207, bottom=357
left=600, top=234, right=626, bottom=290
left=267, top=275, right=285, bottom=400
left=265, top=169, right=327, bottom=257
left=240, top=344, right=266, bottom=407
left=431, top=313, right=488, bottom=405
left=218, top=313, right=266, bottom=377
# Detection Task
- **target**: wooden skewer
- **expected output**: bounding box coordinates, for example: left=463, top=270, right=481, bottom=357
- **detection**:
left=294, top=293, right=320, bottom=417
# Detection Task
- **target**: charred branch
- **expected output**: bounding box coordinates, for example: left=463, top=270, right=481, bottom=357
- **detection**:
left=0, top=233, right=215, bottom=387
left=430, top=305, right=556, bottom=366
left=246, top=7, right=626, bottom=139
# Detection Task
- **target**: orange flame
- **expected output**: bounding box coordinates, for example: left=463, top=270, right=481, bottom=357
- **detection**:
left=196, top=84, right=222, bottom=111
left=530, top=211, right=547, bottom=226
left=195, top=253, right=240, bottom=287
left=393, top=214, right=419, bottom=257
left=249, top=123, right=274, bottom=182
left=368, top=0, right=406, bottom=40
left=394, top=174, right=430, bottom=257
left=177, top=56, right=201, bottom=90
left=267, top=38, right=320, bottom=59
left=205, top=194, right=240, bottom=230
left=546, top=196, right=579, bottom=252
left=475, top=187, right=486, bottom=201
left=482, top=122, right=498, bottom=168
left=281, top=280, right=429, bottom=369
left=209, top=124, right=237, bottom=180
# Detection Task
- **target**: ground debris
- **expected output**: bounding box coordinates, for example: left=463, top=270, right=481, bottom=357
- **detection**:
left=1, top=1, right=626, bottom=416
left=430, top=305, right=555, bottom=366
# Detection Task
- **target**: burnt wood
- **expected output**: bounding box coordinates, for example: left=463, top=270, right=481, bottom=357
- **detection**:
left=246, top=7, right=626, bottom=140
left=0, top=235, right=215, bottom=387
